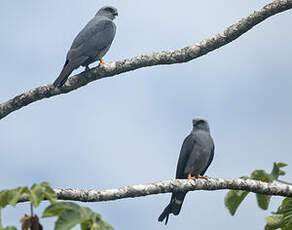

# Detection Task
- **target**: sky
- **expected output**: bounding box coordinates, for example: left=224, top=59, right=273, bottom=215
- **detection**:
left=0, top=0, right=292, bottom=229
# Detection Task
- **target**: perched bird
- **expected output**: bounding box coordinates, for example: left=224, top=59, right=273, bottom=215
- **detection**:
left=158, top=118, right=215, bottom=225
left=53, top=6, right=118, bottom=87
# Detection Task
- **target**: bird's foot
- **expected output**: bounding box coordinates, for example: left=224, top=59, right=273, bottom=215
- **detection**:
left=99, top=59, right=105, bottom=66
left=187, top=174, right=195, bottom=180
left=197, top=175, right=208, bottom=179
left=85, top=66, right=90, bottom=72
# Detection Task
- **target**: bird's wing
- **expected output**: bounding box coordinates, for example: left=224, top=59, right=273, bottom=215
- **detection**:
left=175, top=134, right=194, bottom=179
left=201, top=142, right=215, bottom=175
left=68, top=17, right=116, bottom=59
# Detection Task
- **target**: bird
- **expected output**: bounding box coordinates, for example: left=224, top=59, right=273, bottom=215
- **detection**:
left=53, top=6, right=118, bottom=87
left=158, top=118, right=215, bottom=225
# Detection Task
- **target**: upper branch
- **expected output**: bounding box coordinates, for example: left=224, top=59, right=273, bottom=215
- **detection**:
left=18, top=178, right=292, bottom=203
left=1, top=0, right=291, bottom=120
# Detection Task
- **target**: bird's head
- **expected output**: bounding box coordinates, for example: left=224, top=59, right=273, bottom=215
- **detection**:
left=96, top=6, right=118, bottom=20
left=192, top=118, right=210, bottom=132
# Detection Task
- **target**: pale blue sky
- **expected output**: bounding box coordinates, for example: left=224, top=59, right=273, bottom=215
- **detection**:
left=0, top=0, right=292, bottom=229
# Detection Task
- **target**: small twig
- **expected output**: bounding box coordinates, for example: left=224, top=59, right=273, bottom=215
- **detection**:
left=30, top=203, right=33, bottom=217
left=0, top=209, right=3, bottom=228
left=276, top=179, right=292, bottom=186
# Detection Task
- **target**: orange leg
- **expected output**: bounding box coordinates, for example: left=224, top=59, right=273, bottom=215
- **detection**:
left=187, top=174, right=195, bottom=180
left=197, top=175, right=208, bottom=179
left=99, top=59, right=105, bottom=65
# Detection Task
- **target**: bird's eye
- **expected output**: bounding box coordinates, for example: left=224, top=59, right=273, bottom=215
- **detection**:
left=104, top=8, right=113, bottom=12
left=196, top=120, right=204, bottom=125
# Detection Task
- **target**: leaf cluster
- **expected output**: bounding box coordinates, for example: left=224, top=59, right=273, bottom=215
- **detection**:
left=43, top=202, right=113, bottom=230
left=0, top=182, right=112, bottom=230
left=224, top=162, right=292, bottom=230
left=0, top=182, right=56, bottom=209
left=265, top=197, right=292, bottom=229
left=224, top=162, right=287, bottom=215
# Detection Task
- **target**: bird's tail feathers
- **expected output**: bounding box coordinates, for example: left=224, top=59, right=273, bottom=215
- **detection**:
left=158, top=203, right=171, bottom=225
left=158, top=192, right=187, bottom=225
left=53, top=60, right=74, bottom=87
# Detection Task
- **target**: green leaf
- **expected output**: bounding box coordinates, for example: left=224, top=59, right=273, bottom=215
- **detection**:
left=250, top=170, right=272, bottom=210
left=1, top=226, right=17, bottom=230
left=0, top=191, right=9, bottom=208
left=257, top=194, right=271, bottom=210
left=276, top=162, right=288, bottom=168
left=270, top=162, right=287, bottom=181
left=97, top=220, right=114, bottom=230
left=43, top=202, right=113, bottom=230
left=251, top=170, right=272, bottom=183
left=29, top=184, right=43, bottom=207
left=81, top=220, right=100, bottom=230
left=0, top=187, right=29, bottom=208
left=282, top=223, right=292, bottom=230
left=265, top=215, right=284, bottom=230
left=283, top=207, right=292, bottom=224
left=0, top=182, right=55, bottom=209
left=224, top=190, right=249, bottom=216
left=279, top=171, right=286, bottom=176
left=81, top=212, right=113, bottom=230
left=270, top=198, right=292, bottom=229
left=41, top=182, right=57, bottom=204
left=30, top=182, right=57, bottom=206
left=55, top=209, right=84, bottom=230
left=282, top=197, right=291, bottom=208
left=8, top=187, right=29, bottom=207
left=43, top=202, right=80, bottom=217
left=277, top=198, right=292, bottom=215
left=240, top=176, right=249, bottom=180
left=43, top=202, right=83, bottom=230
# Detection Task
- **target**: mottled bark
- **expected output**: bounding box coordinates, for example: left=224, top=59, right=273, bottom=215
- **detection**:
left=18, top=178, right=292, bottom=203
left=0, top=0, right=291, bottom=120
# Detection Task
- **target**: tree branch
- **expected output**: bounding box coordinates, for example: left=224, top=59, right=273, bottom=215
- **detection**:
left=17, top=178, right=292, bottom=203
left=1, top=0, right=291, bottom=120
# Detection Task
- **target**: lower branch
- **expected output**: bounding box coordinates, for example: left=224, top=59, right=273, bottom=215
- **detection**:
left=18, top=178, right=292, bottom=203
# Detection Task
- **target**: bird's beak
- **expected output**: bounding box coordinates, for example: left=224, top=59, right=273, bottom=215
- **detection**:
left=114, top=12, right=118, bottom=16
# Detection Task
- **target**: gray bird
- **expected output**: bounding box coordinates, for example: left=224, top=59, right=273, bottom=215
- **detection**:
left=158, top=118, right=215, bottom=225
left=53, top=6, right=118, bottom=87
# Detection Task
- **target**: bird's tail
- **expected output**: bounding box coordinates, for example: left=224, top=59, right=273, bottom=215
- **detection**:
left=53, top=60, right=75, bottom=87
left=158, top=192, right=187, bottom=225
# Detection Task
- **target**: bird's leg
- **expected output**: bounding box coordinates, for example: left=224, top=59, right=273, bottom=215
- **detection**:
left=99, top=59, right=105, bottom=66
left=85, top=65, right=90, bottom=71
left=187, top=174, right=195, bottom=180
left=197, top=175, right=208, bottom=179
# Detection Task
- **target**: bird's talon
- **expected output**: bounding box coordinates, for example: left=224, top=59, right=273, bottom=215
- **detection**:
left=187, top=174, right=195, bottom=180
left=99, top=59, right=105, bottom=66
left=197, top=175, right=208, bottom=179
